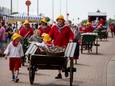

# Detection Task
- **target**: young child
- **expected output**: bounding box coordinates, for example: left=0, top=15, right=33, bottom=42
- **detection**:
left=4, top=33, right=24, bottom=83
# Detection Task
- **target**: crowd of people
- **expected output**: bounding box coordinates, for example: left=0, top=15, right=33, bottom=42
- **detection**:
left=1, top=15, right=80, bottom=82
left=1, top=15, right=115, bottom=82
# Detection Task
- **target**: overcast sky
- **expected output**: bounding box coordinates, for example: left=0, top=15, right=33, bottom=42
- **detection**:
left=1, top=0, right=115, bottom=23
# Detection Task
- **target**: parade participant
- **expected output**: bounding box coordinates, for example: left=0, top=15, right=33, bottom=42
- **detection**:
left=49, top=15, right=74, bottom=79
left=19, top=20, right=33, bottom=38
left=19, top=20, right=33, bottom=66
left=4, top=33, right=24, bottom=83
left=38, top=17, right=51, bottom=36
left=29, top=29, right=43, bottom=43
left=41, top=33, right=52, bottom=47
left=85, top=22, right=94, bottom=32
left=98, top=18, right=105, bottom=26
left=72, top=25, right=81, bottom=64
left=79, top=23, right=86, bottom=33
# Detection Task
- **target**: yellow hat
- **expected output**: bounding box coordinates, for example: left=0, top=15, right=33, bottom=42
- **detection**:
left=12, top=33, right=22, bottom=41
left=23, top=20, right=29, bottom=25
left=41, top=33, right=51, bottom=42
left=41, top=18, right=47, bottom=23
left=56, top=15, right=65, bottom=21
left=86, top=22, right=91, bottom=25
left=82, top=23, right=86, bottom=26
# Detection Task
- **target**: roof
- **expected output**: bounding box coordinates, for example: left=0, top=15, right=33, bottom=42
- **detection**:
left=3, top=14, right=41, bottom=22
left=88, top=12, right=107, bottom=16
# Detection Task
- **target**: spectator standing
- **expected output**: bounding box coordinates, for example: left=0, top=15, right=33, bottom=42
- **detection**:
left=0, top=22, right=6, bottom=55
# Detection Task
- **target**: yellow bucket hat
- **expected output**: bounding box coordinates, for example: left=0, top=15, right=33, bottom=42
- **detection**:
left=12, top=33, right=22, bottom=41
left=56, top=15, right=65, bottom=21
left=86, top=22, right=91, bottom=25
left=41, top=18, right=47, bottom=23
left=23, top=20, right=29, bottom=25
left=41, top=33, right=51, bottom=42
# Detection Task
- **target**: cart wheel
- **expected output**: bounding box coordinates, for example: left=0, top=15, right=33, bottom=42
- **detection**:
left=29, top=67, right=35, bottom=84
left=70, top=59, right=74, bottom=86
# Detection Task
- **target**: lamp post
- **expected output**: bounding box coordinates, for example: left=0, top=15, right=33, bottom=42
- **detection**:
left=10, top=0, right=18, bottom=15
left=66, top=0, right=69, bottom=21
left=37, top=0, right=39, bottom=16
left=25, top=0, right=31, bottom=19
left=60, top=0, right=61, bottom=15
left=52, top=0, right=54, bottom=23
left=10, top=0, right=12, bottom=14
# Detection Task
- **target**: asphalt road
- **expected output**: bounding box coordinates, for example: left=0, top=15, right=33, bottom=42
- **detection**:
left=0, top=35, right=115, bottom=86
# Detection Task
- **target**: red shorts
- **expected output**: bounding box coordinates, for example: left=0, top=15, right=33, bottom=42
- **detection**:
left=9, top=58, right=21, bottom=71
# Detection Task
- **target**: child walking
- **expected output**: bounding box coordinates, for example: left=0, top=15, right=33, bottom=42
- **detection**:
left=4, top=33, right=24, bottom=83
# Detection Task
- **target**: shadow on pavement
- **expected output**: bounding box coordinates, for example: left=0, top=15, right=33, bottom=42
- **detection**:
left=20, top=72, right=50, bottom=76
left=81, top=52, right=104, bottom=56
left=76, top=63, right=90, bottom=67
left=32, top=83, right=74, bottom=86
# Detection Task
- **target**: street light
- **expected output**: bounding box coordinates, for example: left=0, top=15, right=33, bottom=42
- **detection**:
left=60, top=0, right=61, bottom=15
left=66, top=0, right=69, bottom=21
left=10, top=0, right=12, bottom=14
left=10, top=0, right=18, bottom=15
left=37, top=0, right=39, bottom=16
left=25, top=0, right=31, bottom=19
left=52, top=0, right=54, bottom=23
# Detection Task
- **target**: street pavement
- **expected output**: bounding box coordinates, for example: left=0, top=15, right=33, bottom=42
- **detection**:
left=107, top=56, right=115, bottom=86
left=0, top=34, right=115, bottom=86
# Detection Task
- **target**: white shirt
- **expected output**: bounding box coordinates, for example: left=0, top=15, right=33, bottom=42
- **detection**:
left=4, top=42, right=24, bottom=58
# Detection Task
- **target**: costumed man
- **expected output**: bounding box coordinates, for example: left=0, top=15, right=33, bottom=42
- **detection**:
left=72, top=25, right=81, bottom=64
left=49, top=15, right=74, bottom=79
left=85, top=22, right=94, bottom=32
left=38, top=17, right=51, bottom=36
left=79, top=23, right=86, bottom=33
left=29, top=30, right=43, bottom=43
left=19, top=20, right=33, bottom=66
left=19, top=20, right=33, bottom=38
left=98, top=18, right=105, bottom=26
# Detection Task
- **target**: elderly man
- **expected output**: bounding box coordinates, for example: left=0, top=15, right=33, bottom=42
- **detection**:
left=49, top=15, right=74, bottom=79
left=19, top=20, right=33, bottom=38
left=38, top=17, right=51, bottom=36
left=19, top=20, right=33, bottom=66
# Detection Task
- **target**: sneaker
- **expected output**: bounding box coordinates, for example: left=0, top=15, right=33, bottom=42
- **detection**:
left=75, top=60, right=77, bottom=65
left=55, top=73, right=62, bottom=79
left=65, top=70, right=68, bottom=77
left=15, top=77, right=19, bottom=83
left=11, top=75, right=15, bottom=81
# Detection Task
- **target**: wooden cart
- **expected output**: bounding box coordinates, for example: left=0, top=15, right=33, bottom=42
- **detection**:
left=26, top=42, right=77, bottom=86
left=81, top=33, right=100, bottom=54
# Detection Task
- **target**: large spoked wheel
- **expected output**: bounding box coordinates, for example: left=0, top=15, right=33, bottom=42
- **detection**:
left=70, top=58, right=74, bottom=86
left=29, top=66, right=35, bottom=85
